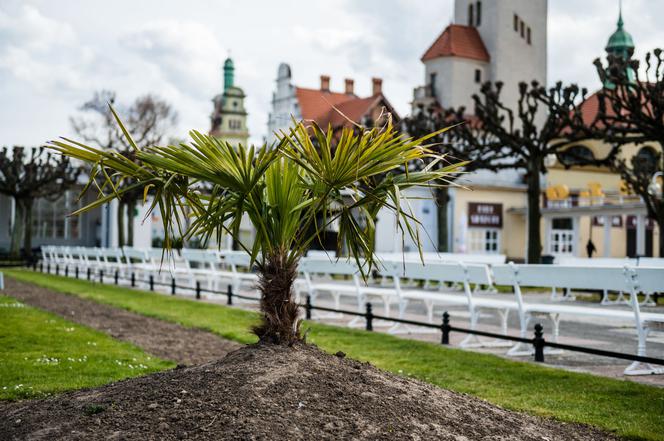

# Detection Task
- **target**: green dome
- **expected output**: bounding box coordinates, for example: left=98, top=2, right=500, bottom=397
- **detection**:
left=224, top=58, right=234, bottom=69
left=605, top=12, right=634, bottom=58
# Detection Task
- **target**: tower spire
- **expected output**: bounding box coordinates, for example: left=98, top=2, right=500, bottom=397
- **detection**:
left=223, top=56, right=234, bottom=91
left=617, top=0, right=623, bottom=28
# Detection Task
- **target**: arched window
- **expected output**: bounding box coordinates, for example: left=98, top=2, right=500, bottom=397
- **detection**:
left=558, top=145, right=595, bottom=167
left=634, top=146, right=658, bottom=174
left=476, top=1, right=482, bottom=26
left=468, top=4, right=474, bottom=26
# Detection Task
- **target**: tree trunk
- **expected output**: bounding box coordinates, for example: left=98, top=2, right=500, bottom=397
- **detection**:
left=127, top=198, right=136, bottom=247
left=526, top=169, right=543, bottom=264
left=9, top=198, right=26, bottom=258
left=22, top=198, right=34, bottom=258
left=117, top=202, right=125, bottom=247
left=436, top=187, right=449, bottom=252
left=253, top=252, right=301, bottom=345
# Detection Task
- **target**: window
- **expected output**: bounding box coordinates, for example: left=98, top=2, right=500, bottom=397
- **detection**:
left=520, top=20, right=524, bottom=38
left=229, top=119, right=243, bottom=130
left=558, top=145, right=595, bottom=167
left=476, top=1, right=482, bottom=26
left=527, top=27, right=531, bottom=45
left=549, top=218, right=575, bottom=255
left=514, top=14, right=518, bottom=31
left=468, top=228, right=501, bottom=254
left=634, top=146, right=658, bottom=174
left=32, top=191, right=81, bottom=240
left=468, top=4, right=474, bottom=26
left=474, top=69, right=481, bottom=83
left=429, top=72, right=437, bottom=97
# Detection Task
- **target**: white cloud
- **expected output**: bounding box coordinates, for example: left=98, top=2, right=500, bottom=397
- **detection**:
left=120, top=20, right=225, bottom=100
left=1, top=0, right=663, bottom=149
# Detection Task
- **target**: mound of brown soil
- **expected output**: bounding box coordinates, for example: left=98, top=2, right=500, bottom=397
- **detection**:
left=0, top=344, right=615, bottom=441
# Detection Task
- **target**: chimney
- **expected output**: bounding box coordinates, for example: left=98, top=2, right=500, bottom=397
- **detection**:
left=320, top=75, right=330, bottom=92
left=372, top=77, right=383, bottom=95
left=344, top=78, right=354, bottom=95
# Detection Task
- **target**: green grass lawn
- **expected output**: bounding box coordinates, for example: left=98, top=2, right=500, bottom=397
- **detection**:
left=0, top=294, right=173, bottom=401
left=4, top=269, right=664, bottom=440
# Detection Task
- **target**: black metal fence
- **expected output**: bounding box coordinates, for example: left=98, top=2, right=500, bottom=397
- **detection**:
left=20, top=261, right=664, bottom=368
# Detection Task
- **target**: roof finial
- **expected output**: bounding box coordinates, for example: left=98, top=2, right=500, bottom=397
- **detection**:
left=617, top=0, right=624, bottom=28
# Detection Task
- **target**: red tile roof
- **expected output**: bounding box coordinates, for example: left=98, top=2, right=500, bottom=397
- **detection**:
left=295, top=87, right=397, bottom=129
left=295, top=87, right=356, bottom=122
left=421, top=24, right=490, bottom=63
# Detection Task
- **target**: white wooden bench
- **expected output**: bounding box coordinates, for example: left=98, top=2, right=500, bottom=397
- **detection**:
left=388, top=260, right=514, bottom=342
left=219, top=251, right=259, bottom=295
left=299, top=258, right=362, bottom=318
left=492, top=263, right=664, bottom=374
left=554, top=256, right=638, bottom=304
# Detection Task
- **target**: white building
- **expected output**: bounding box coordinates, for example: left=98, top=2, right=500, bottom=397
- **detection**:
left=408, top=0, right=548, bottom=258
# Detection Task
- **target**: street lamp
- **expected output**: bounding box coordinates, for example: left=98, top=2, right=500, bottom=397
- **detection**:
left=649, top=171, right=663, bottom=199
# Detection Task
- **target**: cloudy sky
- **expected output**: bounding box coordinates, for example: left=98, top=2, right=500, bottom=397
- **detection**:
left=1, top=0, right=662, bottom=147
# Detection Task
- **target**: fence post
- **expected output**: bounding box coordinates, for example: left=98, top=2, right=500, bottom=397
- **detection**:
left=55, top=264, right=59, bottom=276
left=75, top=266, right=79, bottom=279
left=226, top=285, right=233, bottom=305
left=441, top=311, right=451, bottom=345
left=87, top=267, right=91, bottom=281
left=33, top=261, right=37, bottom=271
left=64, top=266, right=69, bottom=278
left=99, top=270, right=104, bottom=284
left=131, top=272, right=136, bottom=288
left=171, top=277, right=176, bottom=296
left=40, top=262, right=44, bottom=273
left=305, top=295, right=312, bottom=320
left=46, top=263, right=50, bottom=274
left=365, top=302, right=373, bottom=331
left=533, top=323, right=545, bottom=363
left=114, top=270, right=119, bottom=285
left=196, top=281, right=201, bottom=300
left=149, top=275, right=154, bottom=291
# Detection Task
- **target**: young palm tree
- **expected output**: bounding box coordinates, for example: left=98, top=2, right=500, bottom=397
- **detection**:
left=50, top=108, right=462, bottom=345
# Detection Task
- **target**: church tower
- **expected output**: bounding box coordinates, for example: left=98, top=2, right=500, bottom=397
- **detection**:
left=210, top=57, right=249, bottom=146
left=415, top=0, right=547, bottom=113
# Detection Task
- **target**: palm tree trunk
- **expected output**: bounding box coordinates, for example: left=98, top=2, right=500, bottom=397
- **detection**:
left=253, top=252, right=301, bottom=345
left=9, top=198, right=25, bottom=258
left=118, top=202, right=125, bottom=247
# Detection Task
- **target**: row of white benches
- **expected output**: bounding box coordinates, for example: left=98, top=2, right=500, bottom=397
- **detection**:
left=40, top=246, right=664, bottom=375
left=300, top=258, right=664, bottom=376
left=41, top=246, right=258, bottom=294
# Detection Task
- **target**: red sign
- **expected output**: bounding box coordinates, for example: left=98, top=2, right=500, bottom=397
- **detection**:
left=468, top=203, right=503, bottom=228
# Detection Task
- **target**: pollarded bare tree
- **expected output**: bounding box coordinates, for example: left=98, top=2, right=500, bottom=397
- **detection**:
left=592, top=50, right=664, bottom=256
left=0, top=147, right=81, bottom=258
left=70, top=91, right=178, bottom=246
left=403, top=105, right=505, bottom=251
left=444, top=81, right=593, bottom=263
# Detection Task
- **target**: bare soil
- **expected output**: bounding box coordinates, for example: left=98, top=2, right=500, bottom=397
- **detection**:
left=2, top=277, right=240, bottom=366
left=0, top=343, right=617, bottom=441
